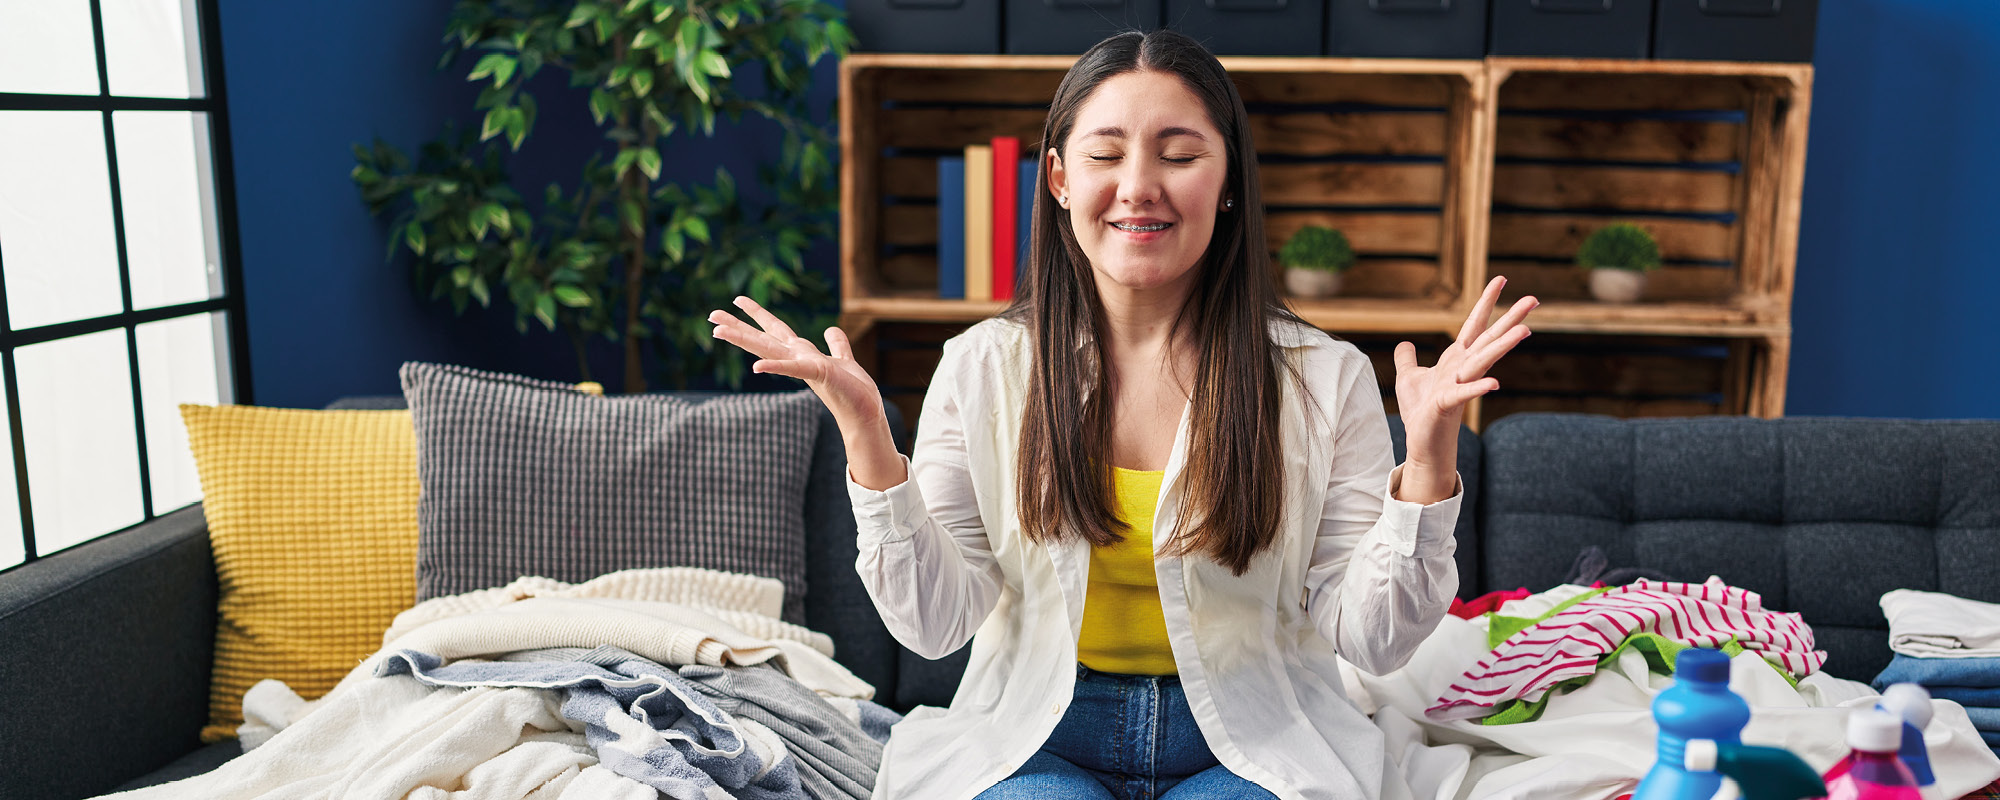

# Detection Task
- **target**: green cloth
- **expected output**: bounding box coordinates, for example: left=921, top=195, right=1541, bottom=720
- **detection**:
left=1474, top=587, right=1799, bottom=726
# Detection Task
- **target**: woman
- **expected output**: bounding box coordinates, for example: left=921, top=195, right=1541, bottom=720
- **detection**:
left=710, top=30, right=1536, bottom=800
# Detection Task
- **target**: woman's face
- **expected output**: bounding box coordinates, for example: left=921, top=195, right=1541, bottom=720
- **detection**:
left=1049, top=70, right=1230, bottom=297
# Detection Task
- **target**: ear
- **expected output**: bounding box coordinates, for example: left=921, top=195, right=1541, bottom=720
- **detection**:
left=1046, top=147, right=1066, bottom=206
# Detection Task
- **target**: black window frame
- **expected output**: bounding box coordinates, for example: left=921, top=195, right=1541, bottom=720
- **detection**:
left=0, top=0, right=251, bottom=568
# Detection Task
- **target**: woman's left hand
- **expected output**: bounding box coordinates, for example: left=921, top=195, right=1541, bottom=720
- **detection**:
left=1394, top=276, right=1538, bottom=483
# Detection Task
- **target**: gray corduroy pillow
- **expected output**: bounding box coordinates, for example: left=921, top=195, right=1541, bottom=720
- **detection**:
left=399, top=362, right=820, bottom=623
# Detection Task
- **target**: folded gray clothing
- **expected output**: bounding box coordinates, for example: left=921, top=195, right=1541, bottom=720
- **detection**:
left=679, top=662, right=886, bottom=800
left=378, top=649, right=804, bottom=800
left=854, top=699, right=901, bottom=745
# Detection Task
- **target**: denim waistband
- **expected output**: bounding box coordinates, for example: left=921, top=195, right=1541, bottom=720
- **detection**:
left=1075, top=662, right=1182, bottom=686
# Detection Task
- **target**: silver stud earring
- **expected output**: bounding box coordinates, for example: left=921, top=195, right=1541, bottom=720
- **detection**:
left=1058, top=195, right=1068, bottom=207
left=1224, top=199, right=1235, bottom=210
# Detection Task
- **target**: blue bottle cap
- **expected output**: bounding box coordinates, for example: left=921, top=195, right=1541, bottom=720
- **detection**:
left=1677, top=648, right=1732, bottom=684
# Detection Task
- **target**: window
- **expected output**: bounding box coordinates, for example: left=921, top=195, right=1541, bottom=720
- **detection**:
left=0, top=0, right=248, bottom=569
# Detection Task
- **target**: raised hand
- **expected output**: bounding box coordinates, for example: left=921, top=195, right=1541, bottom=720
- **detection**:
left=709, top=296, right=884, bottom=430
left=1393, top=277, right=1537, bottom=490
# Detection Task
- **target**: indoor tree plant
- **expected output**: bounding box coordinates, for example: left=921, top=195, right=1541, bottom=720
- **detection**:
left=1576, top=222, right=1662, bottom=303
left=1278, top=224, right=1356, bottom=299
left=352, top=0, right=853, bottom=392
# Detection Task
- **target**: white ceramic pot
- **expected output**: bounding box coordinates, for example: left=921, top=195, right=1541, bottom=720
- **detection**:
left=1284, top=268, right=1343, bottom=299
left=1588, top=268, right=1647, bottom=303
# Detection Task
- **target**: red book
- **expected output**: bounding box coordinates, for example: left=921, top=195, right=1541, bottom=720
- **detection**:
left=990, top=136, right=1020, bottom=301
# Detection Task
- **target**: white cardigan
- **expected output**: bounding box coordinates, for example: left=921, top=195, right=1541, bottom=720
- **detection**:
left=845, top=316, right=1464, bottom=800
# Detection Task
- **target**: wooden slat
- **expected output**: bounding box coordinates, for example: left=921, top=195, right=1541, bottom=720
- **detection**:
left=1495, top=116, right=1742, bottom=163
left=1487, top=261, right=1737, bottom=304
left=882, top=204, right=938, bottom=247
left=1497, top=72, right=1755, bottom=111
left=871, top=66, right=1068, bottom=104
left=1491, top=165, right=1738, bottom=214
left=1233, top=72, right=1456, bottom=107
left=881, top=251, right=939, bottom=291
left=1284, top=259, right=1447, bottom=301
left=879, top=107, right=1048, bottom=150
left=1265, top=212, right=1443, bottom=256
left=1489, top=348, right=1726, bottom=396
left=1482, top=395, right=1723, bottom=423
left=883, top=156, right=942, bottom=198
left=1494, top=295, right=1776, bottom=336
left=1488, top=214, right=1737, bottom=263
left=1252, top=112, right=1448, bottom=157
left=1261, top=163, right=1446, bottom=206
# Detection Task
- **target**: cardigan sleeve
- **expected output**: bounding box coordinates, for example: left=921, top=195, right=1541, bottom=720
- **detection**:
left=1301, top=351, right=1464, bottom=676
left=845, top=336, right=1005, bottom=660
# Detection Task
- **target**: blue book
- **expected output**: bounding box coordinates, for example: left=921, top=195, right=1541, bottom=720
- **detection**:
left=1018, top=158, right=1035, bottom=272
left=937, top=156, right=965, bottom=300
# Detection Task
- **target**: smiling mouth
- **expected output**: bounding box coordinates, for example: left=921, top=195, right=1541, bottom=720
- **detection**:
left=1112, top=221, right=1172, bottom=233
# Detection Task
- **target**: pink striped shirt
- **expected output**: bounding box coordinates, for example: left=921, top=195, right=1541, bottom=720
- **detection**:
left=1426, top=577, right=1826, bottom=721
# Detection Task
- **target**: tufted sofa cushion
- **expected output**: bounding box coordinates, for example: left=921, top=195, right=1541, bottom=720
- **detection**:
left=1478, top=414, right=2000, bottom=682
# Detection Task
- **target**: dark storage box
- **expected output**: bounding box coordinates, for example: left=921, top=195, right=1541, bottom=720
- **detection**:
left=848, top=0, right=1001, bottom=53
left=1006, top=0, right=1161, bottom=55
left=1489, top=0, right=1656, bottom=59
left=1166, top=0, right=1324, bottom=56
left=1653, top=0, right=1817, bottom=62
left=1326, top=0, right=1488, bottom=59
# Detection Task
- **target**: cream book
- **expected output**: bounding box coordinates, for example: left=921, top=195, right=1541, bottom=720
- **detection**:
left=964, top=144, right=993, bottom=303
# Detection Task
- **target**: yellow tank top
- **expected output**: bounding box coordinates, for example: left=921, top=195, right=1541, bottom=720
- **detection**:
left=1076, top=466, right=1177, bottom=676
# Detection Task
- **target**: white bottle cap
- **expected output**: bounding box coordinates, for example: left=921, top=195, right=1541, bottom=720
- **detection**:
left=1880, top=683, right=1934, bottom=730
left=1849, top=708, right=1906, bottom=753
left=1684, top=738, right=1719, bottom=772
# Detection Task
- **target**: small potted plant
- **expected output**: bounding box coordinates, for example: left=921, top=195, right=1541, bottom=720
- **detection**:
left=1576, top=222, right=1662, bottom=303
left=1279, top=225, right=1356, bottom=299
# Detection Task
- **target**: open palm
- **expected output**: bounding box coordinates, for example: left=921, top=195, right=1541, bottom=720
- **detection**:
left=708, top=296, right=883, bottom=427
left=1395, top=277, right=1538, bottom=458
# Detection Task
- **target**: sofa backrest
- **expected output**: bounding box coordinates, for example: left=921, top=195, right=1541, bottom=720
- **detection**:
left=1477, top=414, right=2000, bottom=682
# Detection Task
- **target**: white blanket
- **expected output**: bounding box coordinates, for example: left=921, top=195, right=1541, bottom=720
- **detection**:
left=95, top=568, right=873, bottom=800
left=1883, top=588, right=2000, bottom=659
left=1351, top=612, right=2000, bottom=800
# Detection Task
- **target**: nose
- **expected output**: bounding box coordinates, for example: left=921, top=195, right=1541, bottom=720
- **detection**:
left=1116, top=157, right=1164, bottom=207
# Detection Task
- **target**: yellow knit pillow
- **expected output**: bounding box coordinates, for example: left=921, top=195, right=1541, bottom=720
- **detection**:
left=179, top=404, right=420, bottom=743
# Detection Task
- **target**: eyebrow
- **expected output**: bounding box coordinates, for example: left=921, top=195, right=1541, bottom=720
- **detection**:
left=1083, top=126, right=1209, bottom=142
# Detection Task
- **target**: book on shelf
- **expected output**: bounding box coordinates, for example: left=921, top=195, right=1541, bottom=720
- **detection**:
left=991, top=136, right=1019, bottom=301
left=964, top=144, right=993, bottom=303
left=936, top=156, right=965, bottom=300
left=1018, top=158, right=1035, bottom=280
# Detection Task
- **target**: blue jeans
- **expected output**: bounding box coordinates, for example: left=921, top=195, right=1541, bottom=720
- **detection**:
left=974, top=664, right=1280, bottom=800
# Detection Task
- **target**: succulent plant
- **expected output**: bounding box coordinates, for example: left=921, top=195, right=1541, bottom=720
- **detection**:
left=1278, top=225, right=1356, bottom=273
left=1576, top=223, right=1663, bottom=272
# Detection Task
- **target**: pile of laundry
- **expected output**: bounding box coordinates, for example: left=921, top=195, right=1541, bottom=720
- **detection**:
left=1877, top=589, right=2000, bottom=759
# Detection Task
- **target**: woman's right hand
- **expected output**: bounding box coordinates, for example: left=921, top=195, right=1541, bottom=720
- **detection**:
left=708, top=296, right=884, bottom=432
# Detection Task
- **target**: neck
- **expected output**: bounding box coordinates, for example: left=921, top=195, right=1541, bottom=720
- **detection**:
left=1094, top=273, right=1196, bottom=356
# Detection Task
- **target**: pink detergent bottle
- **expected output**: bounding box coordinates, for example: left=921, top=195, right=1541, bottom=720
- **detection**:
left=1822, top=709, right=1923, bottom=800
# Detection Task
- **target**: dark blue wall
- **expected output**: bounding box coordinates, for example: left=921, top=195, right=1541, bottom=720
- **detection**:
left=218, top=0, right=1997, bottom=418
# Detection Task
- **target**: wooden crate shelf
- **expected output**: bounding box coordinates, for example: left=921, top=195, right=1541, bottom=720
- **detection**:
left=838, top=54, right=1810, bottom=432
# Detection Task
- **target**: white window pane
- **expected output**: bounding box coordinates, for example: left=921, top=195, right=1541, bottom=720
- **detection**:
left=0, top=111, right=125, bottom=331
left=137, top=312, right=230, bottom=512
left=116, top=111, right=222, bottom=310
left=16, top=329, right=144, bottom=555
left=0, top=3, right=101, bottom=96
left=0, top=361, right=21, bottom=570
left=103, top=0, right=205, bottom=99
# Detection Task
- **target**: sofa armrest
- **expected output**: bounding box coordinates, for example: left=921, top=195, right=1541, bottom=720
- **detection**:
left=0, top=506, right=219, bottom=800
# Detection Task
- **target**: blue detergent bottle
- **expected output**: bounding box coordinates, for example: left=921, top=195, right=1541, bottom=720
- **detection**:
left=1632, top=648, right=1827, bottom=800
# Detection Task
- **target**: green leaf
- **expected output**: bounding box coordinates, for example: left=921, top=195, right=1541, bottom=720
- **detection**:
left=481, top=107, right=507, bottom=141
left=622, top=0, right=648, bottom=13
left=613, top=148, right=639, bottom=178
left=619, top=198, right=644, bottom=234
left=677, top=17, right=701, bottom=53
left=715, top=167, right=736, bottom=203
left=687, top=70, right=711, bottom=104
left=717, top=7, right=740, bottom=28
left=534, top=292, right=558, bottom=330
left=630, top=68, right=653, bottom=97
left=553, top=285, right=593, bottom=307
left=644, top=101, right=674, bottom=136
left=636, top=148, right=661, bottom=180
left=469, top=274, right=491, bottom=306
left=407, top=225, right=427, bottom=256
left=564, top=3, right=599, bottom=28
left=664, top=229, right=685, bottom=262
left=451, top=265, right=473, bottom=287
left=633, top=27, right=661, bottom=50
left=485, top=203, right=511, bottom=233
left=697, top=50, right=730, bottom=79
left=469, top=209, right=489, bottom=240
left=468, top=52, right=509, bottom=82
left=609, top=64, right=633, bottom=87
left=652, top=0, right=675, bottom=23
left=683, top=216, right=710, bottom=244
left=505, top=106, right=528, bottom=150
left=589, top=88, right=616, bottom=124
left=593, top=15, right=615, bottom=43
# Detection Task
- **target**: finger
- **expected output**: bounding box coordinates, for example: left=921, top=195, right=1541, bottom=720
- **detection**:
left=734, top=295, right=799, bottom=340
left=751, top=358, right=823, bottom=383
left=709, top=311, right=793, bottom=360
left=1469, top=295, right=1540, bottom=353
left=1457, top=325, right=1531, bottom=384
left=1457, top=276, right=1506, bottom=345
left=1394, top=341, right=1419, bottom=373
left=826, top=327, right=854, bottom=361
left=1449, top=378, right=1500, bottom=406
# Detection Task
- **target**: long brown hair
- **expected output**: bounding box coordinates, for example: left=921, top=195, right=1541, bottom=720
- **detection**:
left=1004, top=30, right=1315, bottom=576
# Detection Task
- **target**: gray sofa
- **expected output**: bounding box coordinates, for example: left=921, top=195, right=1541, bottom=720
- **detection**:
left=2, top=405, right=1995, bottom=800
